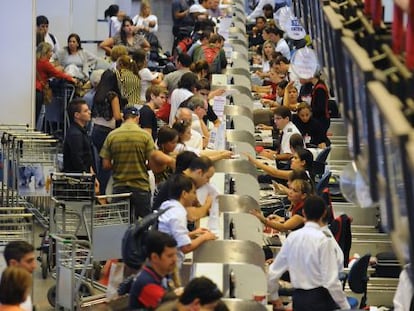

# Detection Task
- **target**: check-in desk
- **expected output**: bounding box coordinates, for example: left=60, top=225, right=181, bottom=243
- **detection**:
left=192, top=240, right=267, bottom=302
left=189, top=11, right=273, bottom=308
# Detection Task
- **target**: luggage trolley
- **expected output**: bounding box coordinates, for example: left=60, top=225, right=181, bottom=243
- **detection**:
left=44, top=82, right=76, bottom=139
left=0, top=126, right=39, bottom=206
left=12, top=134, right=58, bottom=226
left=46, top=173, right=131, bottom=309
left=0, top=207, right=34, bottom=272
left=44, top=172, right=95, bottom=280
left=0, top=207, right=34, bottom=246
left=49, top=234, right=93, bottom=311
left=1, top=131, right=57, bottom=204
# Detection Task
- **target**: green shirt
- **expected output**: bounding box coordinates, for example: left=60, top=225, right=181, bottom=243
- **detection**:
left=100, top=122, right=155, bottom=190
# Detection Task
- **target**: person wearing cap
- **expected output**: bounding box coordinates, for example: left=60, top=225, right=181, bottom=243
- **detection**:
left=100, top=106, right=173, bottom=219
left=155, top=277, right=223, bottom=311
left=189, top=4, right=209, bottom=22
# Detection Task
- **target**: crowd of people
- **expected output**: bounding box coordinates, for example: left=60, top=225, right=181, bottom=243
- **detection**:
left=23, top=0, right=408, bottom=310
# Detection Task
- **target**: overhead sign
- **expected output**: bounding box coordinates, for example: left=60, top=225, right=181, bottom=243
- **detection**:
left=290, top=47, right=319, bottom=79
left=284, top=17, right=306, bottom=40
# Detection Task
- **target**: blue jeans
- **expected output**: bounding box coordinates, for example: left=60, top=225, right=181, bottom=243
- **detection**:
left=91, top=124, right=112, bottom=195
left=113, top=186, right=151, bottom=220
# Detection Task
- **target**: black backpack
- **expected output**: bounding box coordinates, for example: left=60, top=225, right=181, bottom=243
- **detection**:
left=329, top=214, right=352, bottom=267
left=121, top=207, right=171, bottom=270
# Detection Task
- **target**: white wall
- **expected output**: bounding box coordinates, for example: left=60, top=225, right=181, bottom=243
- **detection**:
left=0, top=1, right=35, bottom=125
left=0, top=0, right=156, bottom=127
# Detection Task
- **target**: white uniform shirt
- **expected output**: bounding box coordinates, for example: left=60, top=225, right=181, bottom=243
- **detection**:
left=276, top=38, right=291, bottom=60
left=45, top=32, right=60, bottom=54
left=280, top=121, right=301, bottom=154
left=393, top=265, right=413, bottom=310
left=186, top=129, right=203, bottom=150
left=132, top=14, right=159, bottom=33
left=139, top=68, right=159, bottom=101
left=158, top=199, right=192, bottom=267
left=321, top=225, right=344, bottom=272
left=268, top=222, right=350, bottom=310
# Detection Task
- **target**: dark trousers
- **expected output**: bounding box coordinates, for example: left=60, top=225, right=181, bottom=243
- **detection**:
left=35, top=90, right=44, bottom=127
left=113, top=186, right=151, bottom=220
left=292, top=287, right=338, bottom=311
left=91, top=124, right=112, bottom=195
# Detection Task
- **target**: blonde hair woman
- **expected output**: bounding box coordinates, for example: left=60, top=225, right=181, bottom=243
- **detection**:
left=35, top=42, right=75, bottom=129
left=132, top=0, right=159, bottom=33
left=115, top=55, right=142, bottom=106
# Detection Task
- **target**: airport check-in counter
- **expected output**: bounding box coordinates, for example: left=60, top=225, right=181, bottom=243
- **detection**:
left=190, top=15, right=274, bottom=306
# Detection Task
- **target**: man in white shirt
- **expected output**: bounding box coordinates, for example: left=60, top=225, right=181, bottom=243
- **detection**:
left=263, top=26, right=291, bottom=60
left=36, top=15, right=60, bottom=55
left=1, top=241, right=37, bottom=311
left=158, top=174, right=216, bottom=267
left=268, top=195, right=350, bottom=310
left=393, top=264, right=414, bottom=311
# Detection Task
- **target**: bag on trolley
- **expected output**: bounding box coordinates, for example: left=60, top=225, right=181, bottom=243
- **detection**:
left=121, top=207, right=171, bottom=270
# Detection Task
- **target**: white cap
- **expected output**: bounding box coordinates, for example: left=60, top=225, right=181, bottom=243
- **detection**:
left=189, top=4, right=207, bottom=14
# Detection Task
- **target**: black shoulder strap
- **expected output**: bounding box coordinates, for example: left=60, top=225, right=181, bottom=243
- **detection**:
left=49, top=33, right=56, bottom=45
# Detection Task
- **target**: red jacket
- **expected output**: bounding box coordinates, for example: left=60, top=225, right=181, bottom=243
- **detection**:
left=36, top=58, right=73, bottom=91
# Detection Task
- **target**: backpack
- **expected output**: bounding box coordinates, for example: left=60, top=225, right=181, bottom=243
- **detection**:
left=121, top=207, right=171, bottom=270
left=329, top=214, right=352, bottom=267
left=199, top=45, right=222, bottom=74
left=176, top=37, right=193, bottom=55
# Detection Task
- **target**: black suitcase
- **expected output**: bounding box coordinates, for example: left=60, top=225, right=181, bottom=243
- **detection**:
left=373, top=252, right=402, bottom=278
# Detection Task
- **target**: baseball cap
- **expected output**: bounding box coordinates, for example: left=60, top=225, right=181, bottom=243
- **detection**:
left=123, top=106, right=140, bottom=118
left=189, top=4, right=207, bottom=14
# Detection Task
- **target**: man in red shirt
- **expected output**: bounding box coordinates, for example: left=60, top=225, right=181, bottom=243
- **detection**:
left=129, top=231, right=178, bottom=309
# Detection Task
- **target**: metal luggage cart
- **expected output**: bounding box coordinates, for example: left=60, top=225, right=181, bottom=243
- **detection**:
left=44, top=82, right=76, bottom=139
left=45, top=173, right=131, bottom=280
left=1, top=131, right=57, bottom=203
left=86, top=193, right=131, bottom=262
left=4, top=133, right=58, bottom=227
left=48, top=234, right=93, bottom=311
left=0, top=207, right=34, bottom=246
left=49, top=172, right=95, bottom=239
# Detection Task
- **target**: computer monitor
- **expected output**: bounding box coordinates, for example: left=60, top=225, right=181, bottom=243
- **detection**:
left=310, top=0, right=326, bottom=67
left=367, top=82, right=393, bottom=231
left=341, top=36, right=378, bottom=201
left=369, top=81, right=412, bottom=240
left=323, top=5, right=345, bottom=104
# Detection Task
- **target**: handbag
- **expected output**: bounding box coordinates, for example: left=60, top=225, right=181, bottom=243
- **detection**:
left=36, top=70, right=53, bottom=104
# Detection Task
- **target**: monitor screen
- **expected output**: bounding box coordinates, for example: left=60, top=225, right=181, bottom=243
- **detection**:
left=370, top=81, right=412, bottom=250
left=323, top=6, right=344, bottom=102
left=342, top=37, right=378, bottom=201
left=367, top=82, right=393, bottom=231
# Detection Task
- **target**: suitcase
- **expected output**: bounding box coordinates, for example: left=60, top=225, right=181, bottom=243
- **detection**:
left=373, top=252, right=402, bottom=278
